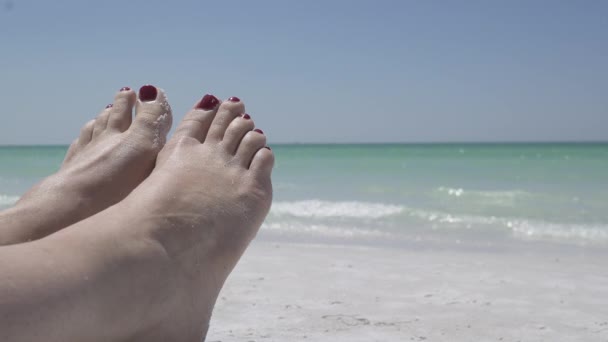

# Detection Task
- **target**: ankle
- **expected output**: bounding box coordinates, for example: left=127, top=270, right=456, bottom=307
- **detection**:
left=55, top=206, right=181, bottom=338
left=0, top=201, right=52, bottom=244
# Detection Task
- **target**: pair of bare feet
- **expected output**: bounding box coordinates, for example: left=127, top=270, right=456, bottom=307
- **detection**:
left=0, top=86, right=273, bottom=341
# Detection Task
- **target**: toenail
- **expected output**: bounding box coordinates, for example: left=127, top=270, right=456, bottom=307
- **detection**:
left=139, top=85, right=158, bottom=102
left=120, top=86, right=131, bottom=91
left=254, top=128, right=264, bottom=135
left=264, top=146, right=272, bottom=150
left=241, top=113, right=251, bottom=120
left=228, top=96, right=240, bottom=102
left=196, top=94, right=220, bottom=110
left=105, top=103, right=113, bottom=109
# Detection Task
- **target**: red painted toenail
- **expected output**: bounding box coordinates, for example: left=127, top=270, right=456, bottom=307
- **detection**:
left=139, top=85, right=157, bottom=102
left=196, top=94, right=220, bottom=110
left=264, top=146, right=272, bottom=150
left=228, top=96, right=240, bottom=102
left=106, top=103, right=113, bottom=108
left=120, top=86, right=131, bottom=91
left=241, top=113, right=251, bottom=120
left=254, top=128, right=264, bottom=134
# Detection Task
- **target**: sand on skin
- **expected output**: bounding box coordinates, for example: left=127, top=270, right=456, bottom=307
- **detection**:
left=209, top=240, right=608, bottom=342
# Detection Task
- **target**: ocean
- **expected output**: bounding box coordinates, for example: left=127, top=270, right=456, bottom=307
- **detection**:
left=1, top=143, right=607, bottom=249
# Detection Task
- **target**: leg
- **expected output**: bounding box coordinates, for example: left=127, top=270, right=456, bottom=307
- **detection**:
left=0, top=207, right=177, bottom=342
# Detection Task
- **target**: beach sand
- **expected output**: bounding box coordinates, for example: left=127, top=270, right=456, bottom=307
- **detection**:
left=209, top=241, right=608, bottom=341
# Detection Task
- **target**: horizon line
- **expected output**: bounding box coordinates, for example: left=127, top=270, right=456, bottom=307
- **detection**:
left=1, top=140, right=607, bottom=147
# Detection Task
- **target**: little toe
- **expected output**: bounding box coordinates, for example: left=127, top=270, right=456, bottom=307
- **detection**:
left=128, top=85, right=173, bottom=150
left=77, top=119, right=96, bottom=147
left=221, top=113, right=255, bottom=154
left=205, top=97, right=245, bottom=142
left=62, top=139, right=79, bottom=164
left=172, top=94, right=221, bottom=143
left=234, top=129, right=267, bottom=168
left=107, top=87, right=136, bottom=132
left=63, top=118, right=94, bottom=165
left=249, top=146, right=275, bottom=177
left=91, top=104, right=113, bottom=138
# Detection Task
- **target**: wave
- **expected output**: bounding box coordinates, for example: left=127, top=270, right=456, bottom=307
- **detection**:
left=405, top=206, right=608, bottom=244
left=262, top=222, right=392, bottom=239
left=268, top=199, right=608, bottom=245
left=270, top=200, right=404, bottom=219
left=435, top=186, right=531, bottom=203
left=0, top=194, right=19, bottom=206
left=510, top=221, right=608, bottom=243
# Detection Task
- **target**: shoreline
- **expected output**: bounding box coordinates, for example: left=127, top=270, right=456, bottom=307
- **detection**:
left=209, top=240, right=608, bottom=341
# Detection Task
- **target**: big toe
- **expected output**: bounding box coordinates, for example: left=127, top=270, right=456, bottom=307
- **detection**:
left=128, top=85, right=173, bottom=150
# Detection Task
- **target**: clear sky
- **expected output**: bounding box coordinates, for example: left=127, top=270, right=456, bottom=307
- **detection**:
left=0, top=0, right=606, bottom=144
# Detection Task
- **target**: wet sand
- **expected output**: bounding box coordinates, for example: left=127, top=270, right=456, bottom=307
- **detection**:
left=209, top=241, right=608, bottom=341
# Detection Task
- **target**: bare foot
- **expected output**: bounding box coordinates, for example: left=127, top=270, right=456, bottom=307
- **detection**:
left=0, top=94, right=272, bottom=342
left=0, top=85, right=172, bottom=245
left=121, top=94, right=274, bottom=340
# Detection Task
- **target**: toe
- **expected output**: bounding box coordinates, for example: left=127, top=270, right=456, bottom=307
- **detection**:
left=205, top=97, right=245, bottom=142
left=66, top=119, right=94, bottom=162
left=128, top=85, right=173, bottom=150
left=234, top=129, right=267, bottom=168
left=78, top=119, right=96, bottom=146
left=62, top=139, right=79, bottom=164
left=107, top=87, right=136, bottom=132
left=249, top=146, right=275, bottom=176
left=92, top=104, right=113, bottom=138
left=221, top=113, right=255, bottom=154
left=172, top=94, right=221, bottom=143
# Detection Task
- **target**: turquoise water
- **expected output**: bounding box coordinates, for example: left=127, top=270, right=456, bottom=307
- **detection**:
left=1, top=144, right=607, bottom=247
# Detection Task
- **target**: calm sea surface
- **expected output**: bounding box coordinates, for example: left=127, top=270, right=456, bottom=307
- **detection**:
left=1, top=143, right=607, bottom=248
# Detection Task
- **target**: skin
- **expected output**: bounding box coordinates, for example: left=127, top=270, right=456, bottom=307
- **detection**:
left=0, top=86, right=173, bottom=245
left=0, top=90, right=273, bottom=341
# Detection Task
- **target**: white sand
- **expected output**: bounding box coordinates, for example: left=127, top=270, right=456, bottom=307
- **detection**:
left=209, top=241, right=608, bottom=341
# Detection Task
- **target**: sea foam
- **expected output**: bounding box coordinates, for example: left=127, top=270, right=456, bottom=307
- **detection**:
left=435, top=187, right=532, bottom=206
left=266, top=199, right=608, bottom=246
left=0, top=194, right=19, bottom=207
left=270, top=200, right=404, bottom=219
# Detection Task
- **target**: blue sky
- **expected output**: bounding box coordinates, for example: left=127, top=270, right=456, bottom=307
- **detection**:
left=0, top=0, right=606, bottom=144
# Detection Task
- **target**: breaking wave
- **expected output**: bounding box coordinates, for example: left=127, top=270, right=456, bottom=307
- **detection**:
left=265, top=200, right=608, bottom=245
left=0, top=194, right=19, bottom=207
